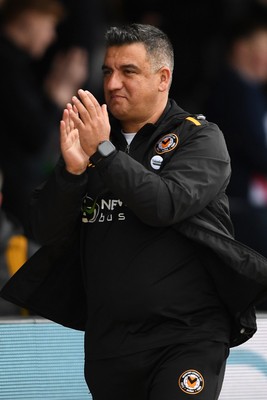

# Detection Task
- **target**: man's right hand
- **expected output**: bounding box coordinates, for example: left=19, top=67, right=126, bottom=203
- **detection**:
left=60, top=105, right=89, bottom=175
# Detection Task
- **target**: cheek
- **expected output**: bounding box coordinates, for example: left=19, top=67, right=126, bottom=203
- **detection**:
left=140, top=84, right=160, bottom=104
left=131, top=78, right=158, bottom=99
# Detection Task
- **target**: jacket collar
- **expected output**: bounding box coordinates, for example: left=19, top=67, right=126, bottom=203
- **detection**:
left=110, top=99, right=189, bottom=147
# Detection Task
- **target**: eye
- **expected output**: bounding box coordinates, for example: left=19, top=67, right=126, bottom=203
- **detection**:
left=102, top=68, right=112, bottom=77
left=126, top=68, right=136, bottom=73
left=124, top=69, right=137, bottom=75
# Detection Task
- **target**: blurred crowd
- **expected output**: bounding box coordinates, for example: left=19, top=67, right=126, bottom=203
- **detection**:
left=1, top=0, right=267, bottom=315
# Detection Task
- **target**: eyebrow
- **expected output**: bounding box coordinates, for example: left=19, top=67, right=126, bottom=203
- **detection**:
left=102, top=63, right=140, bottom=71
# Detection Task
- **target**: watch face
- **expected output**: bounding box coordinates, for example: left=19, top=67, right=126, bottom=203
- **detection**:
left=99, top=141, right=116, bottom=157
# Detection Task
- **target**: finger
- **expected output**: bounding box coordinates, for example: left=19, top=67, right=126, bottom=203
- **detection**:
left=68, top=102, right=79, bottom=116
left=62, top=108, right=72, bottom=134
left=101, top=103, right=111, bottom=129
left=84, top=90, right=102, bottom=113
left=73, top=104, right=79, bottom=114
left=62, top=109, right=69, bottom=127
left=65, top=104, right=72, bottom=130
left=69, top=106, right=84, bottom=129
left=72, top=95, right=90, bottom=124
left=65, top=104, right=75, bottom=131
left=60, top=120, right=67, bottom=144
left=78, top=89, right=102, bottom=119
left=101, top=103, right=108, bottom=118
left=60, top=119, right=66, bottom=134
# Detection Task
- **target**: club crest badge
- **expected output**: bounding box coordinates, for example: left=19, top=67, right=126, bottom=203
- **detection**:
left=155, top=133, right=179, bottom=154
left=178, top=369, right=204, bottom=395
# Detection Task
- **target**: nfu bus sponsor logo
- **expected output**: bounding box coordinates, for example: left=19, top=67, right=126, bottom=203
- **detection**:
left=82, top=195, right=125, bottom=223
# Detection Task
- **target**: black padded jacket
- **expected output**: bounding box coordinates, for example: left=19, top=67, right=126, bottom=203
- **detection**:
left=1, top=99, right=267, bottom=348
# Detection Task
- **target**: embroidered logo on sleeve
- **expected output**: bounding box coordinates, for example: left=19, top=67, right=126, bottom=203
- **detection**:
left=155, top=133, right=179, bottom=154
left=178, top=369, right=204, bottom=395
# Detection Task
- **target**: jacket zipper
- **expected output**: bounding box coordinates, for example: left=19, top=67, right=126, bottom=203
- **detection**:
left=125, top=143, right=130, bottom=154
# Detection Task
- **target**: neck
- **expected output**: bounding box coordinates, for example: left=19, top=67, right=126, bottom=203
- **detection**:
left=121, top=99, right=168, bottom=132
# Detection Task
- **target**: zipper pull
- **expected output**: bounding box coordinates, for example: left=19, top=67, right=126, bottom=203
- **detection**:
left=125, top=143, right=130, bottom=154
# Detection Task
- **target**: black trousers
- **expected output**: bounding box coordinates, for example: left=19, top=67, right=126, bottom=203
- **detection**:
left=85, top=341, right=229, bottom=400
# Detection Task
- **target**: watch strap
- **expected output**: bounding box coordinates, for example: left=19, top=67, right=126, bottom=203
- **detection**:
left=89, top=141, right=116, bottom=166
left=89, top=151, right=103, bottom=166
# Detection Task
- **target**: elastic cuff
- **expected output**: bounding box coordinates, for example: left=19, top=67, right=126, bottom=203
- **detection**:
left=90, top=150, right=118, bottom=170
left=60, top=165, right=88, bottom=183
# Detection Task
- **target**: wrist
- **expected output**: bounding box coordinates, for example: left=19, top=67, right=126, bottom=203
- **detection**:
left=65, top=166, right=87, bottom=175
left=89, top=140, right=116, bottom=166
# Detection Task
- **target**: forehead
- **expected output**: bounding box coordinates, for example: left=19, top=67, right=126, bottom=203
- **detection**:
left=104, top=43, right=150, bottom=67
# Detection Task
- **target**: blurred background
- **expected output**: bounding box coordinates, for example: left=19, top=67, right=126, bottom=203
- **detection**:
left=1, top=2, right=267, bottom=399
left=1, top=0, right=267, bottom=315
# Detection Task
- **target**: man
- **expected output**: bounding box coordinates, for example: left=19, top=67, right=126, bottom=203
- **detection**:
left=1, top=24, right=267, bottom=400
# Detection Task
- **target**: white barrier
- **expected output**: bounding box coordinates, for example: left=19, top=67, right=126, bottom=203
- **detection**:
left=219, top=313, right=267, bottom=399
left=0, top=314, right=267, bottom=399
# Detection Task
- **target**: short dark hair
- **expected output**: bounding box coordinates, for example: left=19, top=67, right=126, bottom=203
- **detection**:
left=105, top=23, right=174, bottom=74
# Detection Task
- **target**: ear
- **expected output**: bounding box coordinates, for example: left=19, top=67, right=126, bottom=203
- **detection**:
left=158, top=67, right=171, bottom=92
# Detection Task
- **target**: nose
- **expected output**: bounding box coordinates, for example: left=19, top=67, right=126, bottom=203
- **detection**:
left=105, top=71, right=123, bottom=90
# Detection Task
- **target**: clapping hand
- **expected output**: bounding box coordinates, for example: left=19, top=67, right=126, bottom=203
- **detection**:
left=60, top=103, right=89, bottom=175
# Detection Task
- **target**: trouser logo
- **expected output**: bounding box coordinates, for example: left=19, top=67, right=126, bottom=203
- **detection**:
left=178, top=369, right=204, bottom=395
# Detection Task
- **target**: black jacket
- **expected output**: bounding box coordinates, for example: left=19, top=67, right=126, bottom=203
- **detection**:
left=1, top=100, right=267, bottom=348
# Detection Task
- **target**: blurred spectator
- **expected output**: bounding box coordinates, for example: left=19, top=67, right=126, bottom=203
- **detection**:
left=0, top=0, right=89, bottom=235
left=57, top=0, right=107, bottom=101
left=119, top=0, right=227, bottom=112
left=205, top=4, right=267, bottom=308
left=119, top=0, right=267, bottom=113
left=38, top=0, right=107, bottom=101
left=0, top=169, right=39, bottom=316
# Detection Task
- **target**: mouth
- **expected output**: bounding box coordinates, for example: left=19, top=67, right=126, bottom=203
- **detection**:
left=110, top=94, right=126, bottom=100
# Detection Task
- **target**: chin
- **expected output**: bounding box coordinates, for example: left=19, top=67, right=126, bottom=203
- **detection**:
left=109, top=107, right=127, bottom=121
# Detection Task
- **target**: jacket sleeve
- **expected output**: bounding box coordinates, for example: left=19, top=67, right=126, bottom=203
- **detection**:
left=29, top=158, right=88, bottom=245
left=95, top=122, right=231, bottom=227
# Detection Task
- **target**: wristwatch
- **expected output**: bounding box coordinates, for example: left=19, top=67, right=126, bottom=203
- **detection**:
left=89, top=140, right=116, bottom=165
